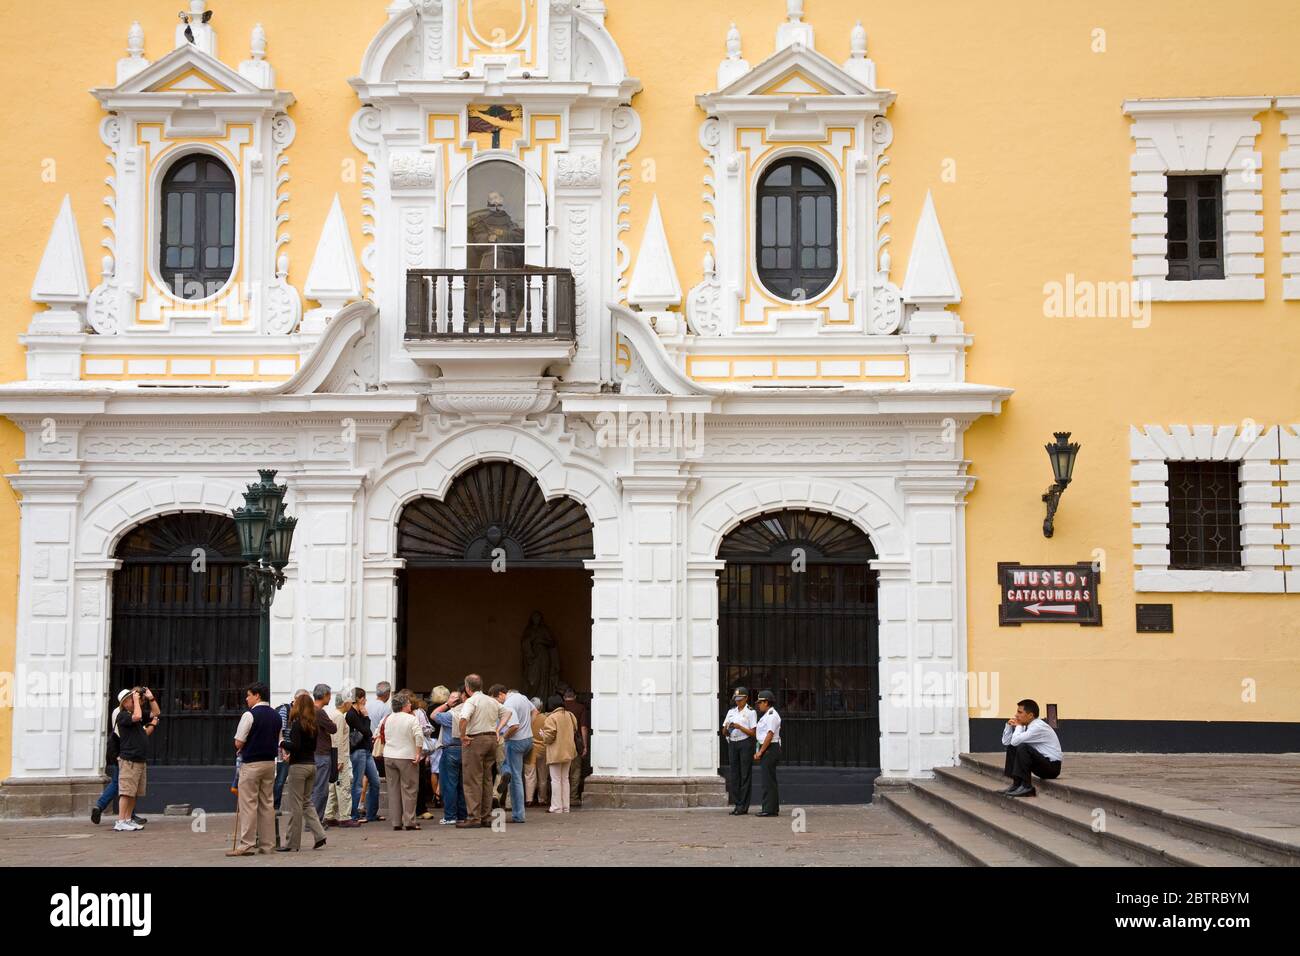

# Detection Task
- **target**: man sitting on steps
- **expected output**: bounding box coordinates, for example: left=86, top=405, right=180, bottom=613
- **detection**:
left=1000, top=698, right=1062, bottom=798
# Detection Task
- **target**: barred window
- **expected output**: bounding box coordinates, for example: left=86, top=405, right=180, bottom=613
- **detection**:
left=159, top=155, right=237, bottom=300
left=1167, top=460, right=1242, bottom=569
left=1165, top=174, right=1224, bottom=281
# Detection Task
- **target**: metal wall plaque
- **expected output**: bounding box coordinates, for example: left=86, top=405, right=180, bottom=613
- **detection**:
left=998, top=562, right=1102, bottom=626
left=1136, top=603, right=1174, bottom=633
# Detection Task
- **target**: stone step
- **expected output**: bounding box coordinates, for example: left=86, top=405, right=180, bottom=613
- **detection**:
left=934, top=765, right=1258, bottom=867
left=876, top=789, right=1043, bottom=866
left=908, top=779, right=1134, bottom=866
left=960, top=753, right=1300, bottom=867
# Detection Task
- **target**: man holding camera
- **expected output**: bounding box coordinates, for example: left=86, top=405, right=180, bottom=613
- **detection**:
left=115, top=687, right=160, bottom=832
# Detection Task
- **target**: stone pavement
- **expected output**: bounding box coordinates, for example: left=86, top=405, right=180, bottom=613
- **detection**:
left=975, top=753, right=1300, bottom=829
left=0, top=804, right=961, bottom=867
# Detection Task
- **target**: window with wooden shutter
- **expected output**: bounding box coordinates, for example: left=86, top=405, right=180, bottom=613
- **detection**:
left=1165, top=174, right=1224, bottom=281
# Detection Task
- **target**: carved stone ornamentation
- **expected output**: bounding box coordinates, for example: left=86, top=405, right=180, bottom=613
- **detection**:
left=390, top=153, right=438, bottom=191
left=567, top=206, right=591, bottom=340
left=556, top=154, right=600, bottom=189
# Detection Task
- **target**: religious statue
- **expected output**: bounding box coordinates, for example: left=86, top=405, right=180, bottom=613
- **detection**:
left=521, top=611, right=560, bottom=704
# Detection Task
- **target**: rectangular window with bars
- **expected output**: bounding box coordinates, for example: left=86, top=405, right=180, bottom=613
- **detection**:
left=1165, top=174, right=1225, bottom=281
left=1166, top=460, right=1243, bottom=570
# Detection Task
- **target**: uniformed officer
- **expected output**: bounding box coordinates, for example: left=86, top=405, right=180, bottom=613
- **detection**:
left=721, top=687, right=758, bottom=814
left=753, top=690, right=782, bottom=817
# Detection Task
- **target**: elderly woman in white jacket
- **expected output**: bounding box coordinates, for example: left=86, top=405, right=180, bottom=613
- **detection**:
left=378, top=692, right=425, bottom=830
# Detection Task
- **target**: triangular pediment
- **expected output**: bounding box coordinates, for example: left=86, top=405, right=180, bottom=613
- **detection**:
left=715, top=44, right=873, bottom=99
left=106, top=44, right=262, bottom=97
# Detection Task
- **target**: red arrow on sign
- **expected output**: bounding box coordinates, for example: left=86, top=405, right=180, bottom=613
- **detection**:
left=1024, top=603, right=1077, bottom=616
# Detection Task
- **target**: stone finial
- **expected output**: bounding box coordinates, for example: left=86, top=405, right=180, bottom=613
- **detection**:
left=30, top=196, right=90, bottom=335
left=128, top=21, right=145, bottom=56
left=902, top=191, right=963, bottom=312
left=851, top=20, right=867, bottom=56
left=117, top=21, right=150, bottom=83
left=844, top=20, right=876, bottom=87
left=303, top=194, right=362, bottom=333
left=777, top=0, right=815, bottom=50
left=240, top=22, right=275, bottom=87
left=718, top=22, right=751, bottom=88
left=628, top=195, right=683, bottom=314
left=176, top=0, right=218, bottom=57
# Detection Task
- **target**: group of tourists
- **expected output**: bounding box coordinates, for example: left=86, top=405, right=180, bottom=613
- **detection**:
left=225, top=674, right=591, bottom=855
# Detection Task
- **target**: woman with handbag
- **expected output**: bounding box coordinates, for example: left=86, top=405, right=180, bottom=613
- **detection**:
left=541, top=695, right=578, bottom=814
left=346, top=688, right=383, bottom=824
left=278, top=692, right=327, bottom=851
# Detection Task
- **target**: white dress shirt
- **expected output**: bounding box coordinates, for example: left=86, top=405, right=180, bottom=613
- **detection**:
left=1001, top=718, right=1063, bottom=762
left=722, top=705, right=757, bottom=742
left=756, top=708, right=782, bottom=746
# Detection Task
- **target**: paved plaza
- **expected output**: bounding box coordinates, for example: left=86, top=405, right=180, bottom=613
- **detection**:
left=0, top=804, right=960, bottom=867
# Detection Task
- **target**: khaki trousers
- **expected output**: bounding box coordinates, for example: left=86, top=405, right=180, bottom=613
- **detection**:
left=569, top=753, right=584, bottom=801
left=387, top=757, right=419, bottom=828
left=325, top=752, right=353, bottom=821
left=236, top=760, right=276, bottom=853
left=462, top=734, right=496, bottom=825
left=525, top=750, right=549, bottom=804
left=283, top=763, right=326, bottom=849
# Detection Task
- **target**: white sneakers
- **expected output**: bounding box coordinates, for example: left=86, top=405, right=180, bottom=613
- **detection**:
left=113, top=819, right=143, bottom=831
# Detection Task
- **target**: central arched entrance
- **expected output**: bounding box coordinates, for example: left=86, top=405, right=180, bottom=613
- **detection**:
left=395, top=461, right=595, bottom=702
left=718, top=509, right=880, bottom=803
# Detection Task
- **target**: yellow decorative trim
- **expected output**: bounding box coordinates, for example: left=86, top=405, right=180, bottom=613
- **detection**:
left=152, top=66, right=233, bottom=94
left=615, top=338, right=632, bottom=372
left=686, top=354, right=908, bottom=383
left=133, top=123, right=255, bottom=326
left=757, top=68, right=831, bottom=97
left=734, top=126, right=858, bottom=327
left=81, top=354, right=300, bottom=382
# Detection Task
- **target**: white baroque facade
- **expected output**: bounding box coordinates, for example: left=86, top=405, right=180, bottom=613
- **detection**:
left=2, top=0, right=1009, bottom=812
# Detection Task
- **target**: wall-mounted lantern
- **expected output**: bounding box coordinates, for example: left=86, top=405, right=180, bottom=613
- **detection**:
left=1041, top=432, right=1080, bottom=538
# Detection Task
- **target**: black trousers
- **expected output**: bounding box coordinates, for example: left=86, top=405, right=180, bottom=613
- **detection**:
left=758, top=744, right=781, bottom=814
left=1004, top=743, right=1061, bottom=787
left=728, top=737, right=756, bottom=811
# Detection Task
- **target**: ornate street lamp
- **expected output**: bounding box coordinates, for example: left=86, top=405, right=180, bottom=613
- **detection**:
left=233, top=470, right=296, bottom=685
left=1041, top=432, right=1081, bottom=538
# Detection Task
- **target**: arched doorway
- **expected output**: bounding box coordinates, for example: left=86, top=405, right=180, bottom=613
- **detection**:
left=110, top=513, right=259, bottom=766
left=395, top=461, right=595, bottom=700
left=718, top=509, right=880, bottom=797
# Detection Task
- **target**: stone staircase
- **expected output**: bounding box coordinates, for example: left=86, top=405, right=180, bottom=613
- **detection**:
left=877, top=753, right=1300, bottom=867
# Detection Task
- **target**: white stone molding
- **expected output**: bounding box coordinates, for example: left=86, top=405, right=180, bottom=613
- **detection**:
left=1277, top=97, right=1300, bottom=299
left=80, top=7, right=301, bottom=353
left=1130, top=425, right=1284, bottom=593
left=303, top=195, right=363, bottom=334
left=717, top=24, right=750, bottom=90
left=348, top=3, right=642, bottom=389
left=692, top=12, right=899, bottom=337
left=1281, top=425, right=1300, bottom=593
left=1123, top=97, right=1270, bottom=302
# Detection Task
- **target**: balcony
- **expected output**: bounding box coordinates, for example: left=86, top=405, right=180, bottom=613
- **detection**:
left=404, top=268, right=577, bottom=381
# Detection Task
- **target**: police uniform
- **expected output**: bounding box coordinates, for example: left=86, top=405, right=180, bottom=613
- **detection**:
left=754, top=691, right=782, bottom=816
left=721, top=688, right=758, bottom=814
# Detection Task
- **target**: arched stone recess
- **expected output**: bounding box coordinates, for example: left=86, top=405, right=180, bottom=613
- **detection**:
left=359, top=421, right=624, bottom=714
left=690, top=477, right=906, bottom=563
left=687, top=474, right=968, bottom=781
left=79, top=477, right=248, bottom=561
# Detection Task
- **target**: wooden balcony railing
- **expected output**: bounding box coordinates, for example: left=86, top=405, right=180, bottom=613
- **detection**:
left=405, top=268, right=576, bottom=340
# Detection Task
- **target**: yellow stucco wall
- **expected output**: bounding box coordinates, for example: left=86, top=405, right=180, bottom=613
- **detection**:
left=0, top=2, right=1297, bottom=778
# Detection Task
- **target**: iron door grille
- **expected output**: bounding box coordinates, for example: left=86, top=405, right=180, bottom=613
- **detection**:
left=1167, top=460, right=1243, bottom=570
left=718, top=561, right=880, bottom=769
left=110, top=557, right=259, bottom=767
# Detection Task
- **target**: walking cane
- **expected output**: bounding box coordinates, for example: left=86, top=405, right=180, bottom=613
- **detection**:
left=230, top=756, right=241, bottom=852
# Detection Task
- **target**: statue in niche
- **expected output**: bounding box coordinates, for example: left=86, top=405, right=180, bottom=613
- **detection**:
left=521, top=611, right=560, bottom=704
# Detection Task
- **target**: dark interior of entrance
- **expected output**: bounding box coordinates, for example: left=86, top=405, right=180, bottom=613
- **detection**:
left=395, top=461, right=596, bottom=701
left=399, top=568, right=591, bottom=697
